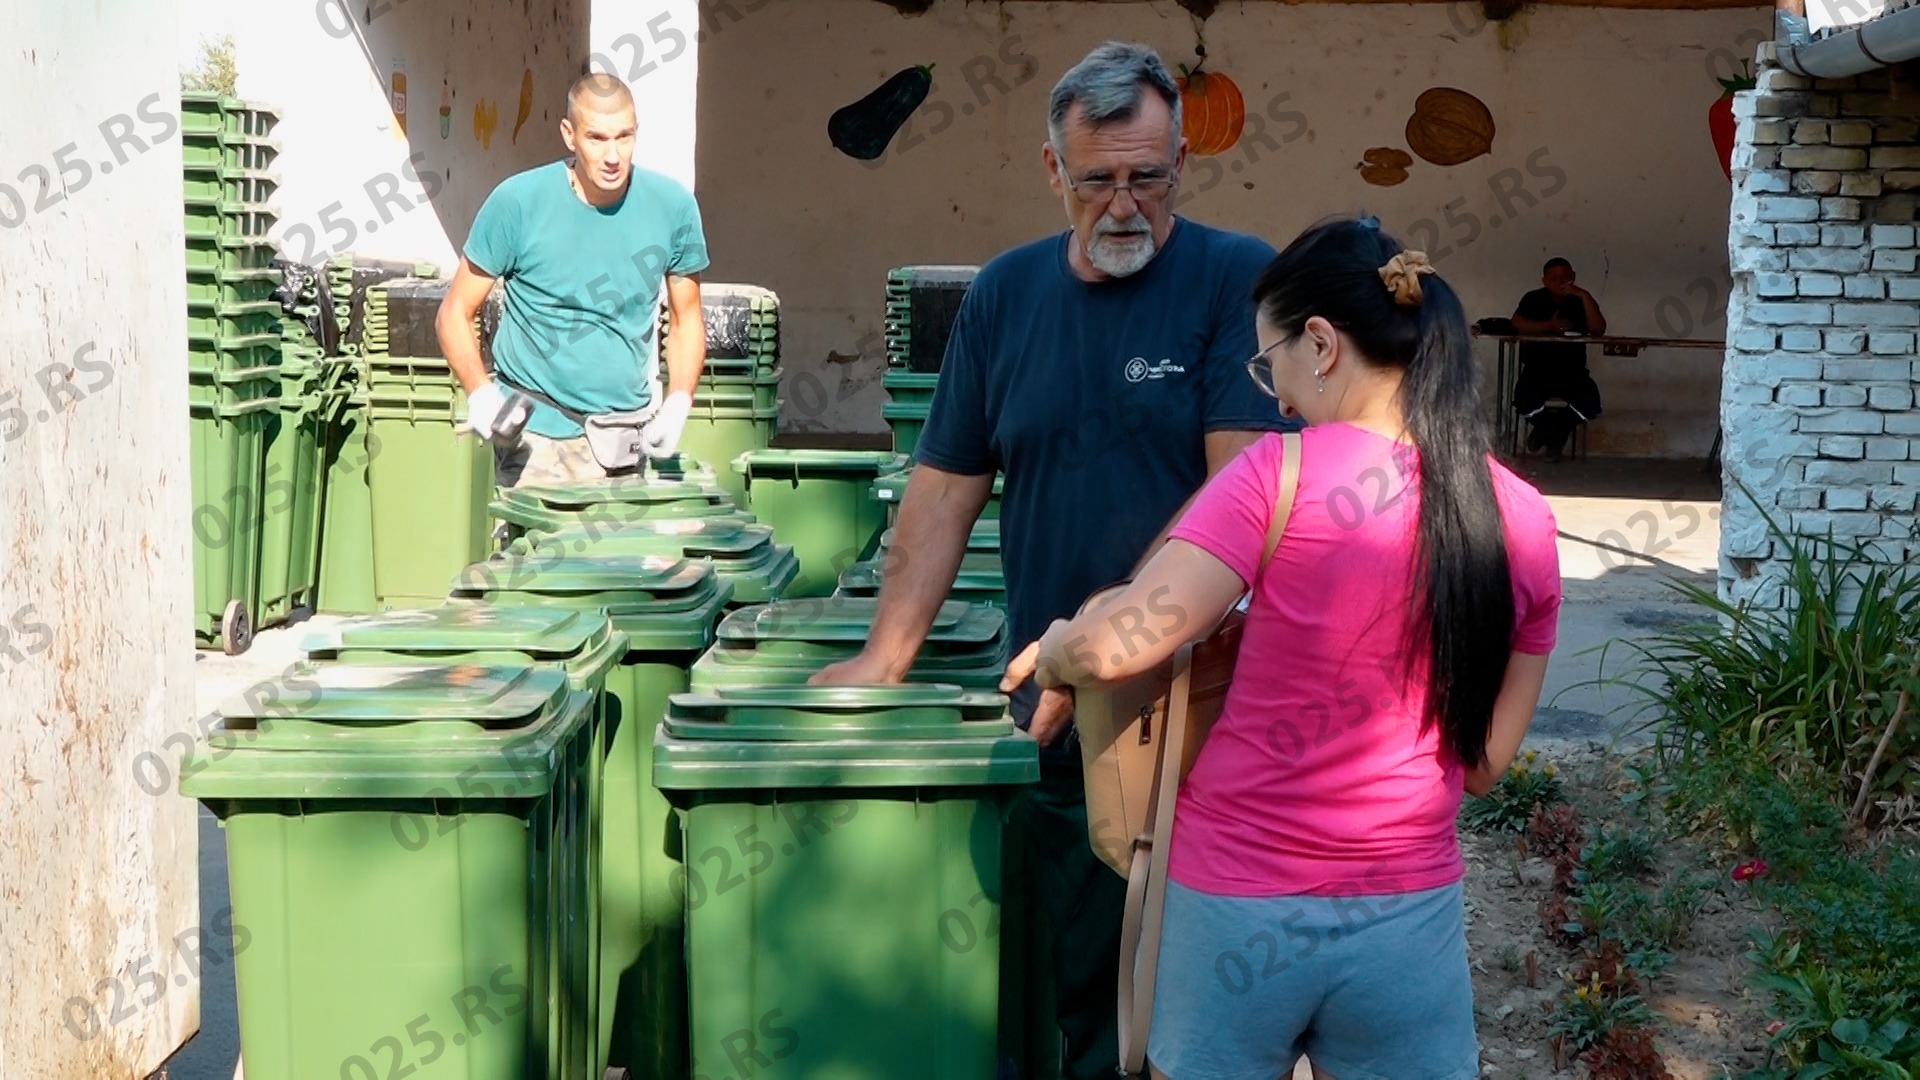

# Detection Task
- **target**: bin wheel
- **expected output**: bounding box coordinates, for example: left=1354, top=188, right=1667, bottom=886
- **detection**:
left=220, top=600, right=252, bottom=656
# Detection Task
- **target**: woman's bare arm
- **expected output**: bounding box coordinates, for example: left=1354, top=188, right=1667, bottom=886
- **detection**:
left=1001, top=539, right=1247, bottom=694
left=1463, top=651, right=1551, bottom=796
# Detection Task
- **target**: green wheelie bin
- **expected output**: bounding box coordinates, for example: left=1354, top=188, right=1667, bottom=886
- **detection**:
left=869, top=465, right=1003, bottom=527
left=683, top=597, right=1055, bottom=1079
left=447, top=551, right=733, bottom=1080
left=731, top=449, right=905, bottom=599
left=653, top=685, right=1039, bottom=1080
left=504, top=517, right=799, bottom=610
left=298, top=604, right=630, bottom=1079
left=178, top=661, right=597, bottom=1080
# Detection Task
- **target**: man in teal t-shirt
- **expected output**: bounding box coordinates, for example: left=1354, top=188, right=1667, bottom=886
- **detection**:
left=438, top=72, right=709, bottom=486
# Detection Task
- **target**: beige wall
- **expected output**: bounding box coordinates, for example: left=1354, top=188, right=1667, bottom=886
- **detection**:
left=1, top=2, right=198, bottom=1074
left=696, top=0, right=1772, bottom=457
left=230, top=0, right=707, bottom=270
left=232, top=0, right=598, bottom=268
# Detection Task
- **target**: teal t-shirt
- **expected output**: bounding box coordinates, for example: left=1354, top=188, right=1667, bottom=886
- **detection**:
left=464, top=161, right=709, bottom=438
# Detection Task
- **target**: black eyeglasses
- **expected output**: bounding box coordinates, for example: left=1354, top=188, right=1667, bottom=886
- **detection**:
left=1246, top=339, right=1283, bottom=398
left=1051, top=145, right=1177, bottom=205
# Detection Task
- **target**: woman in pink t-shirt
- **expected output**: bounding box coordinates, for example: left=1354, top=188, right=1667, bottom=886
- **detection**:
left=1003, top=215, right=1562, bottom=1079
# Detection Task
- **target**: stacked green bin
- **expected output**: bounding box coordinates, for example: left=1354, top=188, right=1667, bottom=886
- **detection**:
left=184, top=93, right=286, bottom=652
left=505, top=517, right=800, bottom=609
left=870, top=464, right=1004, bottom=526
left=298, top=605, right=630, bottom=1080
left=689, top=596, right=1008, bottom=692
left=491, top=474, right=752, bottom=547
left=677, top=393, right=779, bottom=511
left=361, top=288, right=495, bottom=607
left=255, top=348, right=332, bottom=627
left=732, top=449, right=904, bottom=599
left=660, top=283, right=782, bottom=507
left=178, top=661, right=598, bottom=1080
left=878, top=518, right=1001, bottom=555
left=653, top=684, right=1039, bottom=1079
left=315, top=387, right=379, bottom=615
left=839, top=551, right=1006, bottom=609
left=447, top=552, right=734, bottom=1079
left=190, top=398, right=274, bottom=653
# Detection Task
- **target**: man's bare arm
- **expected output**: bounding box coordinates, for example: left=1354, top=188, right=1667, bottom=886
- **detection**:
left=1572, top=288, right=1607, bottom=336
left=1130, top=428, right=1268, bottom=574
left=811, top=465, right=994, bottom=684
left=438, top=257, right=499, bottom=395
left=661, top=273, right=706, bottom=397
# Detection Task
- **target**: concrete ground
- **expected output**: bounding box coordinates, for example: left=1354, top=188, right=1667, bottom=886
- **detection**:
left=157, top=454, right=1723, bottom=1079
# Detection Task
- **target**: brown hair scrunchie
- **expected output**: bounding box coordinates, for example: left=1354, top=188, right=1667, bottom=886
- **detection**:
left=1379, top=251, right=1436, bottom=307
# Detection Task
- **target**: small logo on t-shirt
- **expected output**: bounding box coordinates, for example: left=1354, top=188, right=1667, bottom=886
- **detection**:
left=1124, top=357, right=1186, bottom=383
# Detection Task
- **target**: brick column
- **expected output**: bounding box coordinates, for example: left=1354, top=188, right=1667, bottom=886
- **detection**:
left=1722, top=61, right=1920, bottom=612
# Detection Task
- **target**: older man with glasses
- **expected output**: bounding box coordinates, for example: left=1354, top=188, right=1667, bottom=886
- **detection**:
left=812, top=40, right=1297, bottom=1078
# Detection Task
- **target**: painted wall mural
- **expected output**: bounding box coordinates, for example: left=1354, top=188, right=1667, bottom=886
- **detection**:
left=474, top=98, right=498, bottom=149
left=513, top=68, right=534, bottom=143
left=1178, top=63, right=1246, bottom=156
left=1358, top=146, right=1415, bottom=186
left=828, top=65, right=934, bottom=160
left=1406, top=87, right=1497, bottom=166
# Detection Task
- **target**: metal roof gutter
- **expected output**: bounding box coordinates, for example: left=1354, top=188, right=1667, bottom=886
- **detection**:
left=1775, top=0, right=1920, bottom=78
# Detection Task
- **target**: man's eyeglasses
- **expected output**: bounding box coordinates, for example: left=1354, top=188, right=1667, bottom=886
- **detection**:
left=1246, top=339, right=1283, bottom=399
left=1054, top=154, right=1177, bottom=205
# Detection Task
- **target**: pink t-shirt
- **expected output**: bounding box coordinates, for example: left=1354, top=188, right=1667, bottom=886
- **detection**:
left=1165, top=424, right=1562, bottom=898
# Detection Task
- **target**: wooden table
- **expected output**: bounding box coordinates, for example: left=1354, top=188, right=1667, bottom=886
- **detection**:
left=1471, top=330, right=1727, bottom=459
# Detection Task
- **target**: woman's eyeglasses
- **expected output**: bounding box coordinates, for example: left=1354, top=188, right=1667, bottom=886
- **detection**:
left=1246, top=339, right=1283, bottom=398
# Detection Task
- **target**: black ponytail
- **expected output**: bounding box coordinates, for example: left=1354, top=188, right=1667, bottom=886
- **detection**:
left=1251, top=214, right=1515, bottom=770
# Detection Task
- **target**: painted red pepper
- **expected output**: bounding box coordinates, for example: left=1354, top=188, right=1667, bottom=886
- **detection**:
left=1711, top=64, right=1758, bottom=181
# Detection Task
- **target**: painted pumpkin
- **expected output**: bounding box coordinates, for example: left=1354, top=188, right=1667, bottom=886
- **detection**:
left=1178, top=67, right=1246, bottom=156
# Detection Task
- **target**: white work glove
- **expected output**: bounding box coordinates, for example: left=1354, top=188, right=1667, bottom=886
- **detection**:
left=640, top=390, right=694, bottom=461
left=463, top=380, right=508, bottom=442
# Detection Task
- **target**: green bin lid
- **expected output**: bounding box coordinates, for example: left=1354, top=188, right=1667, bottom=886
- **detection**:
left=302, top=604, right=619, bottom=661
left=715, top=596, right=1004, bottom=655
left=504, top=476, right=732, bottom=509
left=654, top=685, right=1038, bottom=789
left=449, top=552, right=735, bottom=651
left=879, top=520, right=999, bottom=552
left=664, top=685, right=1013, bottom=740
left=842, top=553, right=1002, bottom=592
left=869, top=468, right=1002, bottom=504
left=730, top=448, right=909, bottom=478
left=178, top=663, right=590, bottom=799
left=522, top=518, right=777, bottom=561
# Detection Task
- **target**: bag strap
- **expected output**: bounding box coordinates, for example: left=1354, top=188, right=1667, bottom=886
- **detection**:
left=493, top=372, right=592, bottom=426
left=1117, top=429, right=1301, bottom=1078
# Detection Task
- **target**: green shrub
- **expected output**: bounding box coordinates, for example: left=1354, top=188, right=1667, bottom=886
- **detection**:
left=1604, top=495, right=1919, bottom=832
left=1461, top=750, right=1566, bottom=833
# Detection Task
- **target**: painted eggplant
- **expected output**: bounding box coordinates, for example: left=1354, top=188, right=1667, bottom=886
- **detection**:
left=829, top=64, right=934, bottom=160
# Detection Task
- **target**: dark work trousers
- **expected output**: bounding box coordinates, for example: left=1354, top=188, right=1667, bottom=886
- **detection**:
left=1513, top=357, right=1602, bottom=457
left=1009, top=763, right=1128, bottom=1080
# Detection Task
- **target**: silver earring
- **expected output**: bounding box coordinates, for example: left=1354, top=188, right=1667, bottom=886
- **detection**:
left=1314, top=368, right=1326, bottom=393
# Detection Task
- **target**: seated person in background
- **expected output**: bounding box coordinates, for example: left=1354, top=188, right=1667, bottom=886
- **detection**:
left=1511, top=257, right=1605, bottom=461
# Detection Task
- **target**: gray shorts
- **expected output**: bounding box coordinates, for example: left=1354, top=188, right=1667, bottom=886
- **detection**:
left=1147, top=878, right=1479, bottom=1080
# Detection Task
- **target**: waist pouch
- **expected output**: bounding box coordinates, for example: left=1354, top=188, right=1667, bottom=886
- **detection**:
left=497, top=374, right=658, bottom=472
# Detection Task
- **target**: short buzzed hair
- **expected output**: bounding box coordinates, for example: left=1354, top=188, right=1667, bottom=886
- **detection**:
left=567, top=72, right=634, bottom=123
left=1047, top=42, right=1183, bottom=154
left=1543, top=257, right=1572, bottom=274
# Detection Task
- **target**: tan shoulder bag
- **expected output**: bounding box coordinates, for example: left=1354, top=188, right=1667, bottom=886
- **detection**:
left=1069, top=430, right=1303, bottom=1078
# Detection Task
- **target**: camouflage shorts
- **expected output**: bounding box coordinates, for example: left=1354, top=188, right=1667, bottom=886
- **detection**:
left=492, top=431, right=615, bottom=488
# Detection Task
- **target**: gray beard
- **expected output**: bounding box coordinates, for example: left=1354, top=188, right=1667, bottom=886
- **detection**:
left=1083, top=213, right=1158, bottom=277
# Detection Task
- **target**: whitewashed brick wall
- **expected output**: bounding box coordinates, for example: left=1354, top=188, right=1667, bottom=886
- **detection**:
left=1723, top=60, right=1920, bottom=611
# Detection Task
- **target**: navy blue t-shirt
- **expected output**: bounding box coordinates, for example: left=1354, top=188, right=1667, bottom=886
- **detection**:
left=915, top=217, right=1297, bottom=767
